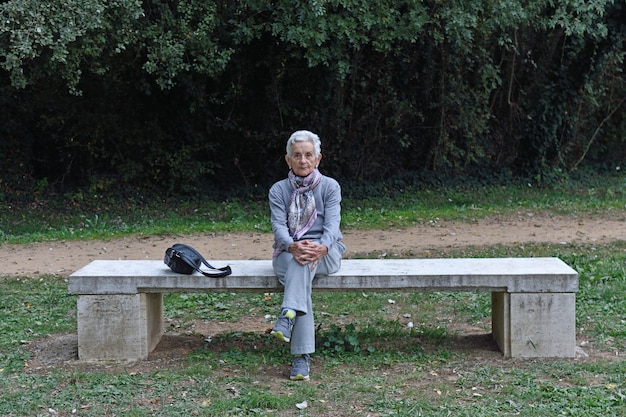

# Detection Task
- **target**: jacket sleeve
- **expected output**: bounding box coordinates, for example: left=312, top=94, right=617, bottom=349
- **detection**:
left=318, top=178, right=342, bottom=249
left=269, top=180, right=294, bottom=253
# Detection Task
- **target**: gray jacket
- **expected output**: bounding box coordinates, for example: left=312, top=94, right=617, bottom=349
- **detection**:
left=269, top=175, right=346, bottom=256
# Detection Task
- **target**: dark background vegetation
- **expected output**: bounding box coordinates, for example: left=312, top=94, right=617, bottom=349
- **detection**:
left=1, top=0, right=625, bottom=200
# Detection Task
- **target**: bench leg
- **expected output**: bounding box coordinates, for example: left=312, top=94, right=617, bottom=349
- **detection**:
left=491, top=292, right=510, bottom=357
left=492, top=292, right=576, bottom=358
left=76, top=293, right=164, bottom=361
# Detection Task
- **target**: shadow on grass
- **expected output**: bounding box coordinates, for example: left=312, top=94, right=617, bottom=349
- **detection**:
left=25, top=325, right=503, bottom=376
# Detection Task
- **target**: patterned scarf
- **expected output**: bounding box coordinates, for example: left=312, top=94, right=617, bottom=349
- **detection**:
left=288, top=168, right=323, bottom=240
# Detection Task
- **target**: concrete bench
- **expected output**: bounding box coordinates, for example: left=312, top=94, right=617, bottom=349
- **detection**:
left=68, top=258, right=578, bottom=361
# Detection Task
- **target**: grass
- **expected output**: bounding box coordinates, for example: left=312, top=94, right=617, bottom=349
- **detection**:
left=1, top=174, right=625, bottom=244
left=0, top=242, right=625, bottom=416
left=1, top=175, right=625, bottom=415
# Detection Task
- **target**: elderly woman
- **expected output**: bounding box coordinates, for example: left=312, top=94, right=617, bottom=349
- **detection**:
left=269, top=130, right=346, bottom=381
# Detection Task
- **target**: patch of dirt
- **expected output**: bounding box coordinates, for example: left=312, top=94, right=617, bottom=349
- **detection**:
left=6, top=211, right=625, bottom=374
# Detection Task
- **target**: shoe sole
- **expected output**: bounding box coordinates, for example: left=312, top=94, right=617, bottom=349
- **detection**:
left=290, top=374, right=310, bottom=381
left=270, top=330, right=290, bottom=343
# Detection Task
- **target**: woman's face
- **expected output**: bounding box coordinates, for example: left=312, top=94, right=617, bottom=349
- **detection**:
left=286, top=140, right=322, bottom=177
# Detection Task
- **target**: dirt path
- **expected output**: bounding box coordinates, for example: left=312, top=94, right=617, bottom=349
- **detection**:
left=3, top=210, right=625, bottom=277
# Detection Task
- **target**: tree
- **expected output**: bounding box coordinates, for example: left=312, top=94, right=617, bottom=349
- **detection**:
left=1, top=0, right=624, bottom=194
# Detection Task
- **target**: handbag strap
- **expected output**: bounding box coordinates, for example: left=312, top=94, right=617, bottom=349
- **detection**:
left=175, top=246, right=232, bottom=278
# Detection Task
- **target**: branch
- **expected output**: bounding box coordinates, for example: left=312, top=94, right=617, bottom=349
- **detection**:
left=572, top=94, right=626, bottom=169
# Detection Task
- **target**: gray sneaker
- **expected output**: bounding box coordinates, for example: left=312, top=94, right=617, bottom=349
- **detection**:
left=290, top=354, right=310, bottom=381
left=271, top=311, right=295, bottom=343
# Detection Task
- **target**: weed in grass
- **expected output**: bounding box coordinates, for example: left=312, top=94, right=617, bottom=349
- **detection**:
left=316, top=323, right=370, bottom=354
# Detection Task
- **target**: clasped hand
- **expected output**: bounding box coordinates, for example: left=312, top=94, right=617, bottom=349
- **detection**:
left=289, top=240, right=328, bottom=270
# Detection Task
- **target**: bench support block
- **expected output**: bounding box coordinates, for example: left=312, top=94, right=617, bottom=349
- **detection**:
left=492, top=292, right=576, bottom=358
left=77, top=294, right=164, bottom=361
left=75, top=291, right=576, bottom=361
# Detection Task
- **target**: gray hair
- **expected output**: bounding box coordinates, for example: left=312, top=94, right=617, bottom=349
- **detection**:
left=286, top=130, right=321, bottom=157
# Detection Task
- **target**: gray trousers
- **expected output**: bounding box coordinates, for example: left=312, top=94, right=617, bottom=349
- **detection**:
left=272, top=242, right=343, bottom=355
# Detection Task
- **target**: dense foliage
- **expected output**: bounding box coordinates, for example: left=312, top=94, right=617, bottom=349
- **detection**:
left=1, top=0, right=624, bottom=195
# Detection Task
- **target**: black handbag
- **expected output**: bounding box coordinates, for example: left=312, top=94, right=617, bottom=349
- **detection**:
left=164, top=243, right=231, bottom=277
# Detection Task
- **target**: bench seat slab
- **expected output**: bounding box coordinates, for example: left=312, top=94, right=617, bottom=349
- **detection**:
left=69, top=258, right=579, bottom=294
